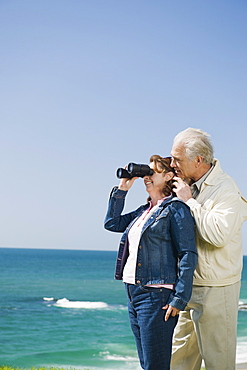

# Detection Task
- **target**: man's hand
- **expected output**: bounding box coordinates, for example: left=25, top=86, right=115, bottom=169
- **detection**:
left=173, top=176, right=193, bottom=202
left=162, top=304, right=180, bottom=321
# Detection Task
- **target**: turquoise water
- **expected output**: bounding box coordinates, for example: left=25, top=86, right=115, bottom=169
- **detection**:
left=0, top=248, right=139, bottom=370
left=0, top=248, right=247, bottom=368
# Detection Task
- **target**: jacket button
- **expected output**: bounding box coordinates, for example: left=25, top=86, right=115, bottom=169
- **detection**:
left=139, top=245, right=142, bottom=249
left=138, top=263, right=141, bottom=267
left=137, top=280, right=141, bottom=284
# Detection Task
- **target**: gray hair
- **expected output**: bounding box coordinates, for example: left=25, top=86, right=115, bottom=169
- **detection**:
left=173, top=128, right=214, bottom=164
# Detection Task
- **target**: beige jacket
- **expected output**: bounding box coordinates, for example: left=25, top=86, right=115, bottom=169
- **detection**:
left=186, top=159, right=247, bottom=286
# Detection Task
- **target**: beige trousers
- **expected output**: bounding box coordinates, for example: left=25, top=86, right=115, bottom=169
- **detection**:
left=171, top=282, right=240, bottom=370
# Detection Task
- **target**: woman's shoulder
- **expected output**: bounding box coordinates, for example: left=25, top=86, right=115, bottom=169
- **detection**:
left=163, top=196, right=192, bottom=213
left=162, top=195, right=186, bottom=206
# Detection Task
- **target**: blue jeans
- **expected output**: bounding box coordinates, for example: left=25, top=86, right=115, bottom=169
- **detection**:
left=125, top=283, right=178, bottom=370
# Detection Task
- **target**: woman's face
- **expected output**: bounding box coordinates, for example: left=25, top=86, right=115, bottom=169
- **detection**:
left=143, top=162, right=171, bottom=197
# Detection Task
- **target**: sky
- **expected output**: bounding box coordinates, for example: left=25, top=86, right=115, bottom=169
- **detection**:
left=0, top=0, right=247, bottom=253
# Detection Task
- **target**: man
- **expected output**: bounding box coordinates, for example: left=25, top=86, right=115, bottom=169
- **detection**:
left=170, top=128, right=247, bottom=370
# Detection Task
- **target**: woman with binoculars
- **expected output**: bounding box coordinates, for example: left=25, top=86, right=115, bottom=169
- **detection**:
left=104, top=155, right=197, bottom=370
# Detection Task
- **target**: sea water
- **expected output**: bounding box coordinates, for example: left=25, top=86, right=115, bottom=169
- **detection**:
left=0, top=248, right=246, bottom=369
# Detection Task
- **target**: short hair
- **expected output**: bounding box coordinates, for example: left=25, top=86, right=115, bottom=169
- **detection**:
left=173, top=128, right=214, bottom=164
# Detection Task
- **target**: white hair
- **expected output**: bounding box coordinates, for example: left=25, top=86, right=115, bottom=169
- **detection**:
left=173, top=128, right=214, bottom=164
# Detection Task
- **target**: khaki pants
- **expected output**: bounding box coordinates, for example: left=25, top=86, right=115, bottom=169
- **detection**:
left=171, top=282, right=240, bottom=370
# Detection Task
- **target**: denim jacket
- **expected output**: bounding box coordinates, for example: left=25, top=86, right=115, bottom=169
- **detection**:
left=104, top=187, right=198, bottom=310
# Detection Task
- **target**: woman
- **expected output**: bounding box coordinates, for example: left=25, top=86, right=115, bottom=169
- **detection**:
left=104, top=155, right=197, bottom=370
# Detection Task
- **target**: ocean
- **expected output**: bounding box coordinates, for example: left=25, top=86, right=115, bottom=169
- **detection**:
left=0, top=248, right=247, bottom=369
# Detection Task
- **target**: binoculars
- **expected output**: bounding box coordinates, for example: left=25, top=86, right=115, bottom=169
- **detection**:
left=116, top=163, right=154, bottom=179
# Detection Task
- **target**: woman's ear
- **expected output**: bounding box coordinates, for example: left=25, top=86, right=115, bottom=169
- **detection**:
left=164, top=171, right=174, bottom=181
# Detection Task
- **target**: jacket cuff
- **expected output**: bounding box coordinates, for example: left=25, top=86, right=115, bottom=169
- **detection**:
left=168, top=294, right=187, bottom=311
left=110, top=186, right=128, bottom=199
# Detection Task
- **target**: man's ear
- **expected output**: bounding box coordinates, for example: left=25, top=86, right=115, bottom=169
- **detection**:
left=195, top=156, right=204, bottom=168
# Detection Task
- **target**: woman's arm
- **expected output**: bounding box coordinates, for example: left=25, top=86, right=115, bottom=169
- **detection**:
left=168, top=201, right=198, bottom=310
left=104, top=186, right=146, bottom=233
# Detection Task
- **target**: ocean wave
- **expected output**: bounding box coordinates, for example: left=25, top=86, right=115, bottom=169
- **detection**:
left=237, top=340, right=247, bottom=363
left=99, top=351, right=139, bottom=362
left=43, top=297, right=127, bottom=310
left=53, top=298, right=108, bottom=309
left=238, top=301, right=247, bottom=311
left=104, top=354, right=139, bottom=362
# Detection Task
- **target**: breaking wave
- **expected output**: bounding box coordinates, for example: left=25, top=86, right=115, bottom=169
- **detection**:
left=238, top=301, right=247, bottom=311
left=54, top=298, right=108, bottom=309
left=42, top=297, right=125, bottom=310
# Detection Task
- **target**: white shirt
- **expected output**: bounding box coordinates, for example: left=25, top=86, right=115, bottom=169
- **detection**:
left=122, top=203, right=159, bottom=284
left=122, top=197, right=174, bottom=290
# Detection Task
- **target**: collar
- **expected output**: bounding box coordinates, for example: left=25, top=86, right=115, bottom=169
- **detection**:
left=192, top=163, right=215, bottom=194
left=148, top=195, right=171, bottom=210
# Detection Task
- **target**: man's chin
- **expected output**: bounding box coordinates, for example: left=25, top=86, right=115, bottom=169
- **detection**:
left=175, top=171, right=183, bottom=179
left=175, top=173, right=192, bottom=183
left=184, top=177, right=193, bottom=185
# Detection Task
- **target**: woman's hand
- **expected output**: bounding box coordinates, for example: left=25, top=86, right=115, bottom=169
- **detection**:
left=118, top=166, right=138, bottom=191
left=162, top=304, right=180, bottom=321
left=118, top=176, right=138, bottom=191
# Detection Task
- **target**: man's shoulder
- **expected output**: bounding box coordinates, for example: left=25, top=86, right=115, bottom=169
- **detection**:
left=207, top=159, right=238, bottom=188
left=203, top=160, right=246, bottom=203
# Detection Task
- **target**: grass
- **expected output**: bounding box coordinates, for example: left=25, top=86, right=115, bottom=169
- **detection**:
left=0, top=366, right=206, bottom=370
left=0, top=367, right=91, bottom=370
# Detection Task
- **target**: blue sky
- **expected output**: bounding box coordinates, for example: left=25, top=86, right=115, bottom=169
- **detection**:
left=1, top=0, right=247, bottom=253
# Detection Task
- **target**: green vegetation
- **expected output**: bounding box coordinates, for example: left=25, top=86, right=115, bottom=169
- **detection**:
left=0, top=366, right=206, bottom=370
left=0, top=367, right=91, bottom=370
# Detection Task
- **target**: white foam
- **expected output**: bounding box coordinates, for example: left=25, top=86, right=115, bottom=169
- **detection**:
left=99, top=351, right=139, bottom=363
left=238, top=303, right=247, bottom=311
left=104, top=354, right=139, bottom=361
left=43, top=297, right=55, bottom=301
left=54, top=298, right=108, bottom=309
left=237, top=341, right=247, bottom=364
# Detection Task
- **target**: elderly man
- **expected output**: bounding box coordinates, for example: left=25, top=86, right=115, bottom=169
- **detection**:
left=170, top=128, right=247, bottom=370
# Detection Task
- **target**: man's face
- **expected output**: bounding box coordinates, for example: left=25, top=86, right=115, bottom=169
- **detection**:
left=170, top=142, right=197, bottom=180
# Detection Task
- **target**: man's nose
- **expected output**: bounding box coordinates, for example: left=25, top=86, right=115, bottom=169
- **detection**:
left=170, top=158, right=175, bottom=167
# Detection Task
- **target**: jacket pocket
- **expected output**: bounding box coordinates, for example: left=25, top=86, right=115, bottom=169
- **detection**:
left=147, top=212, right=171, bottom=239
